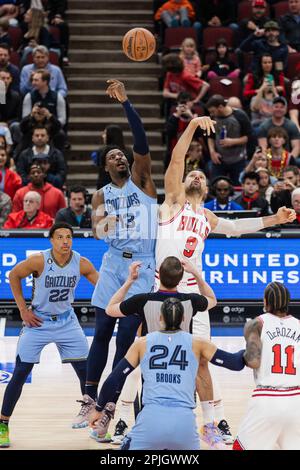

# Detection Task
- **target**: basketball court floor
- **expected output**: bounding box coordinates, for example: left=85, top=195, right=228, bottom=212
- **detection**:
left=0, top=328, right=253, bottom=450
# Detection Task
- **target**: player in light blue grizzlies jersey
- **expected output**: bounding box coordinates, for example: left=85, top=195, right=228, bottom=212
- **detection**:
left=89, top=298, right=249, bottom=451
left=81, top=79, right=216, bottom=431
left=0, top=223, right=99, bottom=448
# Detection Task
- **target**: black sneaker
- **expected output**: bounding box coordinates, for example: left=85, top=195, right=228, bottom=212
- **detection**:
left=111, top=419, right=128, bottom=445
left=217, top=419, right=234, bottom=444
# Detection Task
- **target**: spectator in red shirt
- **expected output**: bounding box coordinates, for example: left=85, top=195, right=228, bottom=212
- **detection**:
left=12, top=163, right=66, bottom=218
left=4, top=190, right=53, bottom=229
left=162, top=53, right=210, bottom=117
left=0, top=145, right=22, bottom=199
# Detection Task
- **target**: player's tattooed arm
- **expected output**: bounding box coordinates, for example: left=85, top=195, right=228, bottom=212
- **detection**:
left=243, top=318, right=263, bottom=369
left=92, top=189, right=117, bottom=240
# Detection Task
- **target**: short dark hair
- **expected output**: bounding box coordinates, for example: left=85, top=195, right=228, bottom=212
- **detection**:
left=32, top=124, right=49, bottom=133
left=177, top=91, right=193, bottom=103
left=161, top=298, right=184, bottom=331
left=69, top=185, right=87, bottom=198
left=0, top=68, right=12, bottom=77
left=206, top=94, right=226, bottom=108
left=32, top=69, right=51, bottom=84
left=99, top=145, right=124, bottom=170
left=283, top=165, right=299, bottom=176
left=159, top=256, right=184, bottom=289
left=264, top=282, right=290, bottom=313
left=242, top=171, right=260, bottom=184
left=0, top=43, right=9, bottom=51
left=49, top=222, right=73, bottom=239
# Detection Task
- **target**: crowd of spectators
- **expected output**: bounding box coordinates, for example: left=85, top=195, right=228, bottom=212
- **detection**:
left=152, top=0, right=300, bottom=224
left=0, top=0, right=81, bottom=230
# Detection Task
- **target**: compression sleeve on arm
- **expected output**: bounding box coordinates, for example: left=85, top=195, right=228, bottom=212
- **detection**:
left=210, top=349, right=246, bottom=371
left=122, top=100, right=149, bottom=155
left=212, top=217, right=264, bottom=236
left=95, top=358, right=135, bottom=411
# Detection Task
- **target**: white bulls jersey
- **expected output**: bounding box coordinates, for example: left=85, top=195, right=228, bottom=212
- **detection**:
left=254, top=313, right=300, bottom=390
left=156, top=202, right=211, bottom=292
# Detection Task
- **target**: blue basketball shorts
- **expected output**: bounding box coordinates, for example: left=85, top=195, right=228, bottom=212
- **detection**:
left=121, top=403, right=201, bottom=450
left=92, top=248, right=155, bottom=309
left=16, top=310, right=89, bottom=364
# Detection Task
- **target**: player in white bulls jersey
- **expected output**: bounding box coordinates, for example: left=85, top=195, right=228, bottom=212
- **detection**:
left=234, top=282, right=300, bottom=450
left=156, top=115, right=296, bottom=447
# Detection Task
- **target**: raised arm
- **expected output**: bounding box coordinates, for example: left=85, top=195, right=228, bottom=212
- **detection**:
left=206, top=206, right=296, bottom=235
left=80, top=257, right=99, bottom=285
left=91, top=189, right=117, bottom=240
left=164, top=116, right=215, bottom=206
left=243, top=317, right=263, bottom=369
left=106, top=79, right=156, bottom=198
left=181, top=259, right=217, bottom=310
left=9, top=254, right=44, bottom=327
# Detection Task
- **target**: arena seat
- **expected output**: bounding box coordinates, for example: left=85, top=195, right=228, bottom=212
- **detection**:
left=7, top=26, right=22, bottom=51
left=9, top=50, right=20, bottom=67
left=273, top=1, right=289, bottom=18
left=203, top=27, right=234, bottom=51
left=207, top=76, right=242, bottom=99
left=286, top=52, right=300, bottom=79
left=49, top=25, right=61, bottom=43
left=164, top=27, right=198, bottom=50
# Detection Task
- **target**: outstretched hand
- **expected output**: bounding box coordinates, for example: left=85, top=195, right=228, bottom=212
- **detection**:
left=275, top=206, right=296, bottom=224
left=192, top=116, right=216, bottom=136
left=106, top=79, right=128, bottom=103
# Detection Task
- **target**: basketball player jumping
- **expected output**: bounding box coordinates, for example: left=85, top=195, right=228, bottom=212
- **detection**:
left=233, top=282, right=300, bottom=450
left=78, top=79, right=217, bottom=434
left=0, top=222, right=99, bottom=448
left=155, top=116, right=296, bottom=447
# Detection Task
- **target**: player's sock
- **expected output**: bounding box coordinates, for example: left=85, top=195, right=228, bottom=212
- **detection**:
left=1, top=356, right=34, bottom=417
left=84, top=383, right=98, bottom=400
left=213, top=400, right=225, bottom=423
left=117, top=401, right=132, bottom=424
left=71, top=360, right=87, bottom=395
left=200, top=400, right=215, bottom=425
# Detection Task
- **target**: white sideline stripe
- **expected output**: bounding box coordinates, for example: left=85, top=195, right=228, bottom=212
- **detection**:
left=0, top=317, right=6, bottom=337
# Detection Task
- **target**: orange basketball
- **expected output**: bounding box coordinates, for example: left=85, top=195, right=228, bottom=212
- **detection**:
left=122, top=28, right=156, bottom=62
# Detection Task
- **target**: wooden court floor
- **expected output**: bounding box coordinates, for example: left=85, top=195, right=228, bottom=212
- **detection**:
left=0, top=336, right=253, bottom=450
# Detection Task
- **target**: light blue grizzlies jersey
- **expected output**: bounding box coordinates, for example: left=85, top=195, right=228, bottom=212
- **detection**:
left=31, top=249, right=81, bottom=316
left=103, top=177, right=157, bottom=253
left=141, top=331, right=198, bottom=408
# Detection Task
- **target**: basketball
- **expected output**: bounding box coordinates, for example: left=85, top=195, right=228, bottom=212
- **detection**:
left=122, top=28, right=156, bottom=62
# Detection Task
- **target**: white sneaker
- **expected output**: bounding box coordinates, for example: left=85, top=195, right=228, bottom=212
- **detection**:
left=200, top=422, right=229, bottom=450
left=217, top=419, right=234, bottom=444
left=72, top=394, right=95, bottom=429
